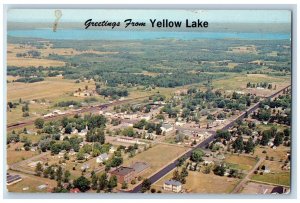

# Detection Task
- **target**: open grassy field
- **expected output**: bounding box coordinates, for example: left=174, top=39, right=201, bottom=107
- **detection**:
left=224, top=154, right=257, bottom=171
left=7, top=171, right=57, bottom=193
left=251, top=172, right=290, bottom=186
left=256, top=123, right=288, bottom=133
left=250, top=159, right=290, bottom=186
left=123, top=144, right=189, bottom=178
left=7, top=77, right=107, bottom=124
left=7, top=77, right=94, bottom=102
left=152, top=169, right=240, bottom=194
left=7, top=143, right=39, bottom=165
left=253, top=145, right=289, bottom=162
left=213, top=74, right=290, bottom=95
left=7, top=43, right=119, bottom=67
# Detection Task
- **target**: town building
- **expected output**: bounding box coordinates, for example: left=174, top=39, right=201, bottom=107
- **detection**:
left=163, top=179, right=182, bottom=193
left=109, top=167, right=135, bottom=184
left=161, top=123, right=174, bottom=133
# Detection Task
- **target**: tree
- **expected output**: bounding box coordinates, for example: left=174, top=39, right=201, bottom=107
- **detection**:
left=56, top=166, right=63, bottom=182
left=121, top=181, right=128, bottom=189
left=65, top=124, right=73, bottom=134
left=180, top=167, right=188, bottom=178
left=274, top=132, right=284, bottom=146
left=141, top=179, right=152, bottom=193
left=98, top=172, right=108, bottom=191
left=91, top=173, right=98, bottom=190
left=73, top=176, right=91, bottom=192
left=35, top=162, right=43, bottom=176
left=63, top=170, right=71, bottom=183
left=107, top=175, right=118, bottom=191
left=260, top=130, right=271, bottom=146
left=190, top=149, right=204, bottom=163
left=172, top=170, right=181, bottom=181
left=232, top=136, right=244, bottom=153
left=34, top=118, right=44, bottom=129
left=86, top=128, right=105, bottom=144
left=213, top=164, right=226, bottom=176
left=244, top=137, right=255, bottom=153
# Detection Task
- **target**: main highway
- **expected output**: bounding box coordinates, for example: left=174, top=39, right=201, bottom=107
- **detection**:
left=129, top=85, right=291, bottom=193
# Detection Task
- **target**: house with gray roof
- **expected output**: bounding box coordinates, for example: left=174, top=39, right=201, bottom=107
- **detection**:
left=163, top=179, right=182, bottom=193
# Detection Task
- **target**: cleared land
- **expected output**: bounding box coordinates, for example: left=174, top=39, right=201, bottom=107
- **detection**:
left=213, top=74, right=290, bottom=97
left=123, top=144, right=189, bottom=178
left=251, top=159, right=290, bottom=186
left=152, top=169, right=240, bottom=194
left=7, top=171, right=57, bottom=193
left=7, top=143, right=39, bottom=165
left=224, top=154, right=257, bottom=171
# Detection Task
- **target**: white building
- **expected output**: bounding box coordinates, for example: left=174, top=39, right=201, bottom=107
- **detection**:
left=163, top=179, right=182, bottom=193
left=161, top=123, right=174, bottom=133
left=96, top=153, right=109, bottom=163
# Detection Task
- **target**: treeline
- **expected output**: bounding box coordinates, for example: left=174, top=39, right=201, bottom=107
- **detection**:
left=15, top=77, right=44, bottom=83
left=55, top=100, right=82, bottom=108
left=7, top=66, right=65, bottom=77
left=96, top=87, right=128, bottom=98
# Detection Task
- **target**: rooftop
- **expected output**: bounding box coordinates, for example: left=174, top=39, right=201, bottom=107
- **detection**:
left=110, top=166, right=135, bottom=176
left=130, top=161, right=150, bottom=174
left=164, top=179, right=182, bottom=186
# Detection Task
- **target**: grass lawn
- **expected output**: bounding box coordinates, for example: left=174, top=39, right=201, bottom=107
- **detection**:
left=253, top=145, right=289, bottom=162
left=213, top=74, right=290, bottom=92
left=251, top=172, right=290, bottom=186
left=256, top=123, right=288, bottom=133
left=152, top=169, right=240, bottom=194
left=7, top=171, right=57, bottom=193
left=224, top=154, right=257, bottom=171
left=7, top=143, right=39, bottom=165
left=250, top=159, right=290, bottom=187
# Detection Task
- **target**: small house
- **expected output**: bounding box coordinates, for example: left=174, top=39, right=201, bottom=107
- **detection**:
left=96, top=153, right=109, bottom=163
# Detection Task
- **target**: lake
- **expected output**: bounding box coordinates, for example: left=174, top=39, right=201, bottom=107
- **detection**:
left=7, top=29, right=290, bottom=40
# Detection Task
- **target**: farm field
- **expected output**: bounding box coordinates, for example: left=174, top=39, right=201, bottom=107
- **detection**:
left=213, top=74, right=290, bottom=96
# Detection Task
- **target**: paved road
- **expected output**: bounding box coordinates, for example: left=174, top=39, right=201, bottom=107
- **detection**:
left=129, top=85, right=291, bottom=193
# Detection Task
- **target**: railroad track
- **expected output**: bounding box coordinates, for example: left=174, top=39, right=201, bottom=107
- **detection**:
left=7, top=95, right=151, bottom=131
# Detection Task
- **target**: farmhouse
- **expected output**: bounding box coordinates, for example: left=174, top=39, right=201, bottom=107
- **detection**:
left=163, top=179, right=182, bottom=193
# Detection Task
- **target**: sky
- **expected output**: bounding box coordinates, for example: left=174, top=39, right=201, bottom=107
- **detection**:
left=7, top=9, right=291, bottom=23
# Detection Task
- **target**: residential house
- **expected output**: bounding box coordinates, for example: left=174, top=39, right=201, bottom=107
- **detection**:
left=161, top=123, right=174, bottom=133
left=163, top=179, right=182, bottom=193
left=96, top=153, right=109, bottom=163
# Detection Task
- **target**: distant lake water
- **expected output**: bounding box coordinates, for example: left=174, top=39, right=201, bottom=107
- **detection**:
left=7, top=29, right=290, bottom=40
